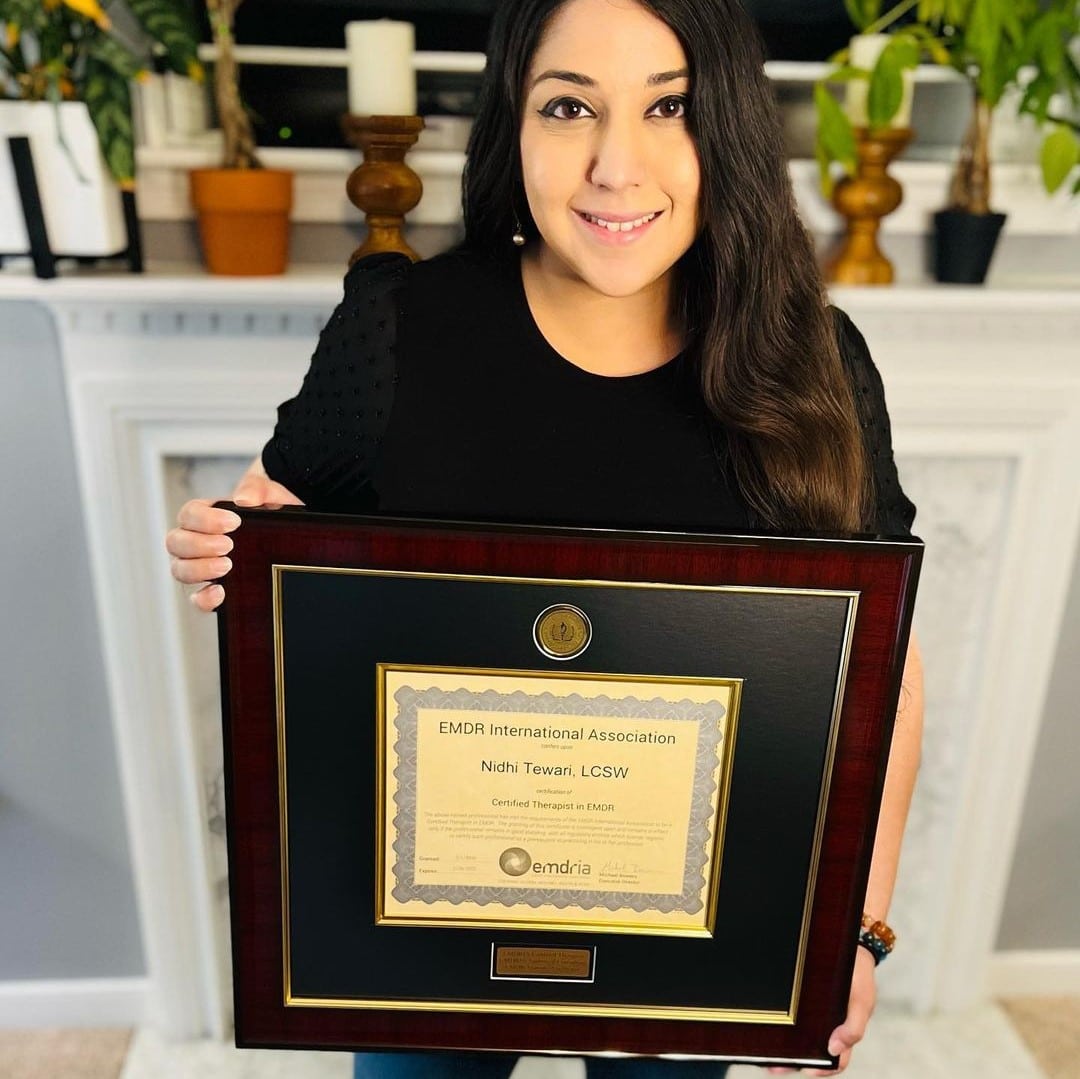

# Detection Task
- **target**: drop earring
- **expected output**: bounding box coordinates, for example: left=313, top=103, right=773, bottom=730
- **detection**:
left=512, top=211, right=526, bottom=247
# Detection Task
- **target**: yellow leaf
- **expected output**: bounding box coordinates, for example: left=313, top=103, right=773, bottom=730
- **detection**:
left=5, top=22, right=19, bottom=49
left=187, top=59, right=205, bottom=84
left=60, top=0, right=112, bottom=31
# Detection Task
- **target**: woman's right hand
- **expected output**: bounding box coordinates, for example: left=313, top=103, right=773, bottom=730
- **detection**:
left=166, top=458, right=303, bottom=612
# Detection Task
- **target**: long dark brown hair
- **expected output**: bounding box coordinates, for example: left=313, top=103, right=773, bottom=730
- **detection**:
left=461, top=0, right=870, bottom=532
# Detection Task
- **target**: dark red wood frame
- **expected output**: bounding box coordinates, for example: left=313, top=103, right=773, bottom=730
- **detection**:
left=217, top=508, right=921, bottom=1066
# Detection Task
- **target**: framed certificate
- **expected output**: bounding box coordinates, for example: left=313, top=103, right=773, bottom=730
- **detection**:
left=216, top=509, right=921, bottom=1068
left=375, top=663, right=739, bottom=937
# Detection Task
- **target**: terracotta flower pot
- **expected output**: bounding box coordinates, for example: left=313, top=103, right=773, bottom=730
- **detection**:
left=190, top=168, right=293, bottom=275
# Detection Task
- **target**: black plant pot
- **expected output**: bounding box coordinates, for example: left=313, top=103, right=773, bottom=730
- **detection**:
left=932, top=209, right=1007, bottom=284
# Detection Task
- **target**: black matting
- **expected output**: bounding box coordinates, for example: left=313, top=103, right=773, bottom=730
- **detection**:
left=279, top=569, right=852, bottom=1014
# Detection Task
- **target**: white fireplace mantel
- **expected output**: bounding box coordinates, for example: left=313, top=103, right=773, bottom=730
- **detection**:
left=4, top=266, right=1079, bottom=1039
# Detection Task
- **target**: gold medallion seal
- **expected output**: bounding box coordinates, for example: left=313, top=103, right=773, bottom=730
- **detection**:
left=533, top=604, right=592, bottom=660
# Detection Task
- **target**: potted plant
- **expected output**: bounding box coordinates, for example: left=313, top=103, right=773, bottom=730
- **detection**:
left=188, top=0, right=293, bottom=275
left=0, top=0, right=201, bottom=257
left=817, top=0, right=1080, bottom=284
left=917, top=0, right=1080, bottom=282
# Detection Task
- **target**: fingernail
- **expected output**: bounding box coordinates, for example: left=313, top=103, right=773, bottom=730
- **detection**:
left=217, top=558, right=232, bottom=574
left=209, top=584, right=224, bottom=602
left=828, top=1038, right=843, bottom=1056
left=223, top=512, right=242, bottom=529
left=218, top=538, right=234, bottom=555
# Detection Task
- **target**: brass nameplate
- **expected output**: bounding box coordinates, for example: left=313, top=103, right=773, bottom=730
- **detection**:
left=494, top=945, right=593, bottom=980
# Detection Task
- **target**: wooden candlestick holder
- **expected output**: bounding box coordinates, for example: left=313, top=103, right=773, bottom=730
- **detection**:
left=341, top=114, right=425, bottom=265
left=824, top=126, right=913, bottom=286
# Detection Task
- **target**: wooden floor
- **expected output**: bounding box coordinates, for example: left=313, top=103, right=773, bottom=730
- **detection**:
left=0, top=999, right=1077, bottom=1079
left=1001, top=997, right=1080, bottom=1079
left=0, top=1028, right=131, bottom=1079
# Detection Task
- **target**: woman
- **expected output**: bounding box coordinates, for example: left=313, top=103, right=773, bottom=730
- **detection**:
left=167, top=0, right=924, bottom=1076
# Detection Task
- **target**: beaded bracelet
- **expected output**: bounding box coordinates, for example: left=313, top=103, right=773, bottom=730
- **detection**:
left=857, top=914, right=896, bottom=966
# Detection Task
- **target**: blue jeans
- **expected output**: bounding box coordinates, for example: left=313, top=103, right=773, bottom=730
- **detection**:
left=353, top=1052, right=730, bottom=1077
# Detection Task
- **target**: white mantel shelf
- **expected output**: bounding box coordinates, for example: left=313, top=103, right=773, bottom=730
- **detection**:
left=0, top=262, right=350, bottom=304
left=8, top=264, right=1080, bottom=1039
left=2, top=260, right=1079, bottom=306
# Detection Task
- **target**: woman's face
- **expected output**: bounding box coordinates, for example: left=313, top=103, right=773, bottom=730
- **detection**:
left=519, top=0, right=700, bottom=298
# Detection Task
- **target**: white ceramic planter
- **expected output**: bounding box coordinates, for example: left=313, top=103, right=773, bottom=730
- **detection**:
left=0, top=100, right=127, bottom=256
left=844, top=33, right=917, bottom=129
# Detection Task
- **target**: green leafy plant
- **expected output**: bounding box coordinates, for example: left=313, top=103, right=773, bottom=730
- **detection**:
left=815, top=0, right=1080, bottom=208
left=0, top=0, right=201, bottom=186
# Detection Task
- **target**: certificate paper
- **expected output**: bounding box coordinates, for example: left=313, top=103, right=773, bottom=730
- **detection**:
left=378, top=665, right=741, bottom=935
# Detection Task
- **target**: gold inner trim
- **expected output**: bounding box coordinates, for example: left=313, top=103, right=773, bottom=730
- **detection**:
left=274, top=568, right=293, bottom=1009
left=273, top=563, right=858, bottom=1022
left=285, top=993, right=796, bottom=1024
left=785, top=591, right=859, bottom=1025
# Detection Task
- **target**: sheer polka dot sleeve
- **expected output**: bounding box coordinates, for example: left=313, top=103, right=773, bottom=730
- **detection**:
left=261, top=252, right=411, bottom=511
left=831, top=306, right=917, bottom=536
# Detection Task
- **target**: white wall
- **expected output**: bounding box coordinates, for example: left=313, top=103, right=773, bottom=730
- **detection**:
left=0, top=301, right=145, bottom=983
left=996, top=541, right=1080, bottom=950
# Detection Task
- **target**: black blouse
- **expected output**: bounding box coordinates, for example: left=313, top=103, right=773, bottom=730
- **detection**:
left=262, top=248, right=915, bottom=536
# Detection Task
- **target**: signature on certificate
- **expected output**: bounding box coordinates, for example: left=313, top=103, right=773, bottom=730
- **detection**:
left=600, top=859, right=643, bottom=875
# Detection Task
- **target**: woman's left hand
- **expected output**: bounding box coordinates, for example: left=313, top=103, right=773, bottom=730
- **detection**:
left=766, top=946, right=877, bottom=1076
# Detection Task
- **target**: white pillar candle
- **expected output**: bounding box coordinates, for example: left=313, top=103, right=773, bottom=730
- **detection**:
left=346, top=20, right=417, bottom=116
left=844, top=33, right=915, bottom=129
